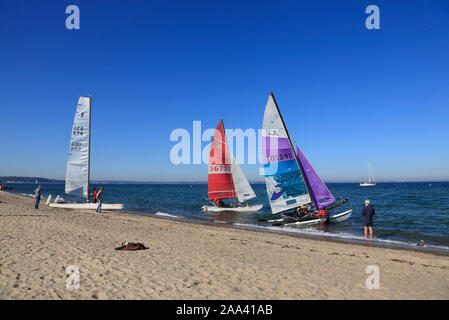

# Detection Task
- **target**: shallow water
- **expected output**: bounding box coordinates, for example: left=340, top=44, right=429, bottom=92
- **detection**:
left=6, top=182, right=449, bottom=252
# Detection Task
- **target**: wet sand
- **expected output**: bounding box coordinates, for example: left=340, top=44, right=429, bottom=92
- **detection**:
left=0, top=191, right=448, bottom=299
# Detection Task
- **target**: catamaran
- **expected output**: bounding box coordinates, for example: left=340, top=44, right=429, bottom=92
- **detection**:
left=360, top=162, right=376, bottom=186
left=201, top=120, right=263, bottom=213
left=49, top=96, right=124, bottom=210
left=262, top=93, right=352, bottom=226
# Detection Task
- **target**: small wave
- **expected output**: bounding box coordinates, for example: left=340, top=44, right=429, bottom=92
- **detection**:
left=154, top=212, right=180, bottom=219
left=233, top=223, right=449, bottom=252
left=21, top=193, right=35, bottom=198
left=212, top=220, right=229, bottom=224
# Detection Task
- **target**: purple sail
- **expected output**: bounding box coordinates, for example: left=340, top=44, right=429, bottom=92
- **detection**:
left=296, top=145, right=335, bottom=209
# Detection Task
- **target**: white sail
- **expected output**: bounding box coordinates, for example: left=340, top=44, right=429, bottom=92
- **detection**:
left=65, top=97, right=90, bottom=198
left=262, top=94, right=311, bottom=214
left=368, top=162, right=376, bottom=184
left=360, top=162, right=376, bottom=186
left=229, top=153, right=256, bottom=202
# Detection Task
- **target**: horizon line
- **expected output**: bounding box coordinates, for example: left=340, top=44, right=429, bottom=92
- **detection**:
left=1, top=176, right=448, bottom=184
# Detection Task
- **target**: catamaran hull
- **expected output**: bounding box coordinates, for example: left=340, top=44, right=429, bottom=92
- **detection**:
left=360, top=183, right=376, bottom=187
left=276, top=209, right=352, bottom=226
left=48, top=203, right=124, bottom=210
left=202, top=204, right=263, bottom=213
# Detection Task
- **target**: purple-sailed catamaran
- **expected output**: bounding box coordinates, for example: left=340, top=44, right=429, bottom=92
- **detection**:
left=262, top=93, right=352, bottom=226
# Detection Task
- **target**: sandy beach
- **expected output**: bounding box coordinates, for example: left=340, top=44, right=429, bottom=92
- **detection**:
left=0, top=191, right=448, bottom=300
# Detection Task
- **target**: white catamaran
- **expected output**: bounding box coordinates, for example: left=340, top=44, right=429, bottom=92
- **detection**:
left=201, top=120, right=263, bottom=213
left=360, top=162, right=376, bottom=187
left=49, top=96, right=124, bottom=210
left=262, top=93, right=352, bottom=226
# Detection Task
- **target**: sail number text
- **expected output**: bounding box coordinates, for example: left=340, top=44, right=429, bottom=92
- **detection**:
left=208, top=165, right=231, bottom=173
left=266, top=152, right=293, bottom=162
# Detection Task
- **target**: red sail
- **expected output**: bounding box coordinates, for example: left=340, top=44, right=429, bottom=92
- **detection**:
left=208, top=120, right=236, bottom=200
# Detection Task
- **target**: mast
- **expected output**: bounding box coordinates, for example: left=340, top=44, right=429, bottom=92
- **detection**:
left=269, top=93, right=315, bottom=210
left=368, top=162, right=375, bottom=184
left=87, top=95, right=92, bottom=202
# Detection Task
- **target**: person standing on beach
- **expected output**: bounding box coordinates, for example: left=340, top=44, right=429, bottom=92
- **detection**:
left=361, top=200, right=375, bottom=240
left=90, top=188, right=98, bottom=203
left=34, top=185, right=42, bottom=209
left=96, top=187, right=103, bottom=213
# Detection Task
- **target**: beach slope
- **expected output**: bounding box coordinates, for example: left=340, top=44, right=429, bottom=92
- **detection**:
left=0, top=191, right=448, bottom=299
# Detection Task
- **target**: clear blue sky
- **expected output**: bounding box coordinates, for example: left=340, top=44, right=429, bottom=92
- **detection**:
left=1, top=0, right=448, bottom=182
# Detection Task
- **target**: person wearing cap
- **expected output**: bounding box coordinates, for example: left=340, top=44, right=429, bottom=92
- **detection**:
left=361, top=200, right=375, bottom=240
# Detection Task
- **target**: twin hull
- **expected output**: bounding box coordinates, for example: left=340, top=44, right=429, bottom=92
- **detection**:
left=48, top=203, right=124, bottom=210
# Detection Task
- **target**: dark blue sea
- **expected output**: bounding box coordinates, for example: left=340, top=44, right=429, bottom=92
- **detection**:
left=6, top=182, right=449, bottom=253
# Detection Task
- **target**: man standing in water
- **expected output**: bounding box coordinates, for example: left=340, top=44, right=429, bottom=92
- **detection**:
left=95, top=187, right=104, bottom=213
left=34, top=185, right=42, bottom=209
left=361, top=200, right=375, bottom=240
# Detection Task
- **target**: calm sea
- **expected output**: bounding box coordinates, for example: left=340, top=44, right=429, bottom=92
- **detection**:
left=6, top=182, right=449, bottom=252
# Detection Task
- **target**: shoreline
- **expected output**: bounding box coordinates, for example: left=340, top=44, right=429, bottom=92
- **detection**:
left=116, top=207, right=449, bottom=256
left=4, top=190, right=449, bottom=255
left=1, top=191, right=448, bottom=299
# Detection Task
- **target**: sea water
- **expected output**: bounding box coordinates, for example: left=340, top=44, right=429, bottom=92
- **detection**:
left=6, top=182, right=449, bottom=253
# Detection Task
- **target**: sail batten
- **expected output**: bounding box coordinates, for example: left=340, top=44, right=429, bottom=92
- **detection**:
left=65, top=97, right=90, bottom=198
left=262, top=94, right=311, bottom=214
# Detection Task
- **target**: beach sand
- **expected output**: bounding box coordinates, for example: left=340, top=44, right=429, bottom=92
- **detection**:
left=0, top=191, right=448, bottom=300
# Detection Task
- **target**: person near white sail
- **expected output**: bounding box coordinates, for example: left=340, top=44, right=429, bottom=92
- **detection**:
left=49, top=96, right=123, bottom=210
left=90, top=188, right=98, bottom=203
left=96, top=187, right=104, bottom=213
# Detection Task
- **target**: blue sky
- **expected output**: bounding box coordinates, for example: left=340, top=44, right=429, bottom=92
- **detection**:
left=0, top=0, right=448, bottom=182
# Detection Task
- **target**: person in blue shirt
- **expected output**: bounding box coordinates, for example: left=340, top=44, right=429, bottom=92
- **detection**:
left=361, top=200, right=375, bottom=240
left=34, top=185, right=42, bottom=209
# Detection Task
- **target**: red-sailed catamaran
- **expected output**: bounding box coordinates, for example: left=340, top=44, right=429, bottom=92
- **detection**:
left=202, top=120, right=263, bottom=213
left=262, top=93, right=352, bottom=226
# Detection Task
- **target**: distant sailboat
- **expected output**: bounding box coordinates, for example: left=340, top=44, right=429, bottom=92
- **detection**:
left=202, top=120, right=263, bottom=213
left=49, top=96, right=123, bottom=210
left=262, top=93, right=352, bottom=226
left=360, top=162, right=376, bottom=187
